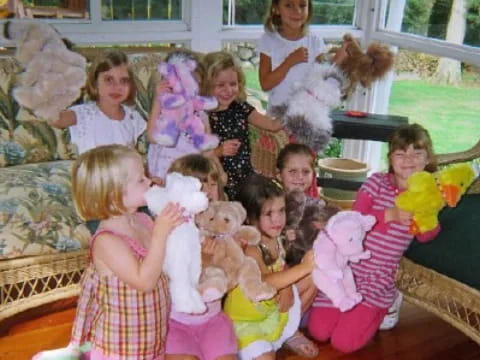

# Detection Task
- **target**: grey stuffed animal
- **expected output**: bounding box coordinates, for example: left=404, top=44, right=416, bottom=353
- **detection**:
left=284, top=189, right=340, bottom=266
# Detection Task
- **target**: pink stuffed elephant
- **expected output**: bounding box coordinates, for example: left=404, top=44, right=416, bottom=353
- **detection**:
left=151, top=54, right=219, bottom=151
left=312, top=210, right=376, bottom=312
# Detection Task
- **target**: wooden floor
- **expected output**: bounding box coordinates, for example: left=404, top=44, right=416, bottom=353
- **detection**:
left=0, top=302, right=479, bottom=360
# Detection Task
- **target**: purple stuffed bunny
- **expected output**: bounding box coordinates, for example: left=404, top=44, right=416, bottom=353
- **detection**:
left=152, top=54, right=219, bottom=150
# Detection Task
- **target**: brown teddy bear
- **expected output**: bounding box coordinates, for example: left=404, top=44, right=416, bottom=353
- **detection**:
left=196, top=201, right=276, bottom=302
left=330, top=33, right=395, bottom=97
left=284, top=190, right=340, bottom=266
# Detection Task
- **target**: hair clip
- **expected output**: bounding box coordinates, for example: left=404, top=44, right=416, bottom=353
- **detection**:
left=271, top=178, right=284, bottom=190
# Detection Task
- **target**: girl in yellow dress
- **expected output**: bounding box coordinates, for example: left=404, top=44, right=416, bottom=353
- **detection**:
left=224, top=174, right=318, bottom=359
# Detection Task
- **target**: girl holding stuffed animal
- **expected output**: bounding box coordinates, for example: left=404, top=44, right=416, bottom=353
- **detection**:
left=33, top=144, right=184, bottom=360
left=258, top=0, right=327, bottom=113
left=147, top=49, right=221, bottom=185
left=224, top=174, right=319, bottom=359
left=276, top=142, right=322, bottom=198
left=164, top=153, right=237, bottom=360
left=308, top=124, right=441, bottom=353
left=52, top=50, right=146, bottom=155
left=201, top=51, right=283, bottom=200
left=276, top=143, right=339, bottom=309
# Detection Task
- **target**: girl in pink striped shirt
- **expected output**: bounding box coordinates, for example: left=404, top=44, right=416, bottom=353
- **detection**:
left=308, top=124, right=440, bottom=353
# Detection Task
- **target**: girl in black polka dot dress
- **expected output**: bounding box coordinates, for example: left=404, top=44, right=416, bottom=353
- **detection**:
left=202, top=51, right=283, bottom=200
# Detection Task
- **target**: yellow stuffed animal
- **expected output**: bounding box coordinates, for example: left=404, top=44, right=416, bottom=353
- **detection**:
left=437, top=163, right=476, bottom=207
left=395, top=171, right=445, bottom=235
left=395, top=163, right=476, bottom=235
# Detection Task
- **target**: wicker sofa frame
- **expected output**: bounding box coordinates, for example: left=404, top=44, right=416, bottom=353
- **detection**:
left=396, top=140, right=480, bottom=345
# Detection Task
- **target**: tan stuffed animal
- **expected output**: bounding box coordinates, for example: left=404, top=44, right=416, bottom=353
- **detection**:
left=331, top=33, right=394, bottom=97
left=3, top=20, right=87, bottom=122
left=196, top=201, right=276, bottom=302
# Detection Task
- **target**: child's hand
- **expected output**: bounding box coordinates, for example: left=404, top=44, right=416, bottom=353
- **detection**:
left=332, top=42, right=349, bottom=65
left=219, top=139, right=241, bottom=156
left=386, top=206, right=412, bottom=225
left=155, top=79, right=172, bottom=96
left=300, top=250, right=315, bottom=272
left=153, top=202, right=185, bottom=239
left=234, top=236, right=249, bottom=251
left=286, top=47, right=309, bottom=67
left=276, top=286, right=294, bottom=312
left=151, top=177, right=165, bottom=186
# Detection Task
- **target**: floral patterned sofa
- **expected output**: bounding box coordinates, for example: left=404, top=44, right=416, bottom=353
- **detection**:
left=0, top=49, right=288, bottom=323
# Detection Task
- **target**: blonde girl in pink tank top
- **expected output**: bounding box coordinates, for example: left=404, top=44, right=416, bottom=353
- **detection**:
left=35, top=144, right=185, bottom=360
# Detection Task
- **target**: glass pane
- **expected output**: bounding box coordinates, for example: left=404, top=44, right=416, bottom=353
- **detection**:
left=312, top=0, right=354, bottom=25
left=381, top=48, right=480, bottom=168
left=101, top=0, right=181, bottom=20
left=386, top=0, right=480, bottom=48
left=222, top=0, right=355, bottom=26
left=5, top=0, right=89, bottom=19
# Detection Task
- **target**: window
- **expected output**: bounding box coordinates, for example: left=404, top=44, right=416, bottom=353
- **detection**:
left=385, top=0, right=480, bottom=49
left=381, top=48, right=480, bottom=168
left=222, top=0, right=355, bottom=26
left=101, top=0, right=181, bottom=20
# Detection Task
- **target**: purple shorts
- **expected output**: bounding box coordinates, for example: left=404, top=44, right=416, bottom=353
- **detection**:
left=166, top=312, right=237, bottom=360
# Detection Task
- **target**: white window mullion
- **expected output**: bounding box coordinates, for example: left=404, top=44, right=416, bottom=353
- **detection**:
left=190, top=0, right=222, bottom=52
left=341, top=0, right=385, bottom=171
left=89, top=0, right=102, bottom=24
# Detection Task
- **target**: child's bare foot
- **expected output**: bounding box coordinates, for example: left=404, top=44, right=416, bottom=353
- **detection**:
left=283, top=331, right=319, bottom=358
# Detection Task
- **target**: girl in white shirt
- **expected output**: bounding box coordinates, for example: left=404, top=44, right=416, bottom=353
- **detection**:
left=257, top=0, right=326, bottom=114
left=51, top=50, right=146, bottom=154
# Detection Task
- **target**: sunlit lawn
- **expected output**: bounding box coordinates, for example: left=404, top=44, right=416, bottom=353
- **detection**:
left=389, top=80, right=480, bottom=155
left=244, top=69, right=480, bottom=157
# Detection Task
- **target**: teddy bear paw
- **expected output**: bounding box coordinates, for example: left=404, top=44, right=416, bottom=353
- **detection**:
left=250, top=284, right=276, bottom=302
left=197, top=134, right=219, bottom=151
left=153, top=134, right=176, bottom=147
left=201, top=287, right=224, bottom=302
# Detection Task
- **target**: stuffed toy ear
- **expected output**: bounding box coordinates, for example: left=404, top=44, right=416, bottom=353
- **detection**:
left=230, top=201, right=247, bottom=224
left=195, top=204, right=215, bottom=228
left=144, top=185, right=169, bottom=215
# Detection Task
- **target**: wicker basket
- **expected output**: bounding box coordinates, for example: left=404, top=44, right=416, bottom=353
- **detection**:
left=0, top=250, right=89, bottom=322
left=249, top=124, right=289, bottom=178
left=318, top=158, right=368, bottom=200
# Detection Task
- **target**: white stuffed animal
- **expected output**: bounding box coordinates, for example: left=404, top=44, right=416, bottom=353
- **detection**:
left=145, top=172, right=209, bottom=314
left=3, top=20, right=87, bottom=122
left=270, top=63, right=346, bottom=153
left=312, top=210, right=375, bottom=312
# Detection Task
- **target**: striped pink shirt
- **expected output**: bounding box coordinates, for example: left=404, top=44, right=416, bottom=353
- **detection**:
left=313, top=172, right=439, bottom=309
left=71, top=213, right=170, bottom=359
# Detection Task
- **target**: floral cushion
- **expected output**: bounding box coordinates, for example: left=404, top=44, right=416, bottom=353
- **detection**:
left=0, top=160, right=90, bottom=259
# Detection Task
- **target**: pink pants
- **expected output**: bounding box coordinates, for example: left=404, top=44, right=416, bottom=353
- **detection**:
left=308, top=303, right=387, bottom=353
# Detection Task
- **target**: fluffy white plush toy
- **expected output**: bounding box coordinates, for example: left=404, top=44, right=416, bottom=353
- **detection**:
left=3, top=20, right=87, bottom=122
left=145, top=172, right=209, bottom=314
left=271, top=34, right=394, bottom=153
left=270, top=63, right=346, bottom=153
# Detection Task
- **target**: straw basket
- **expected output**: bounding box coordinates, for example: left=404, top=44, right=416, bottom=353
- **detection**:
left=317, top=158, right=368, bottom=201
